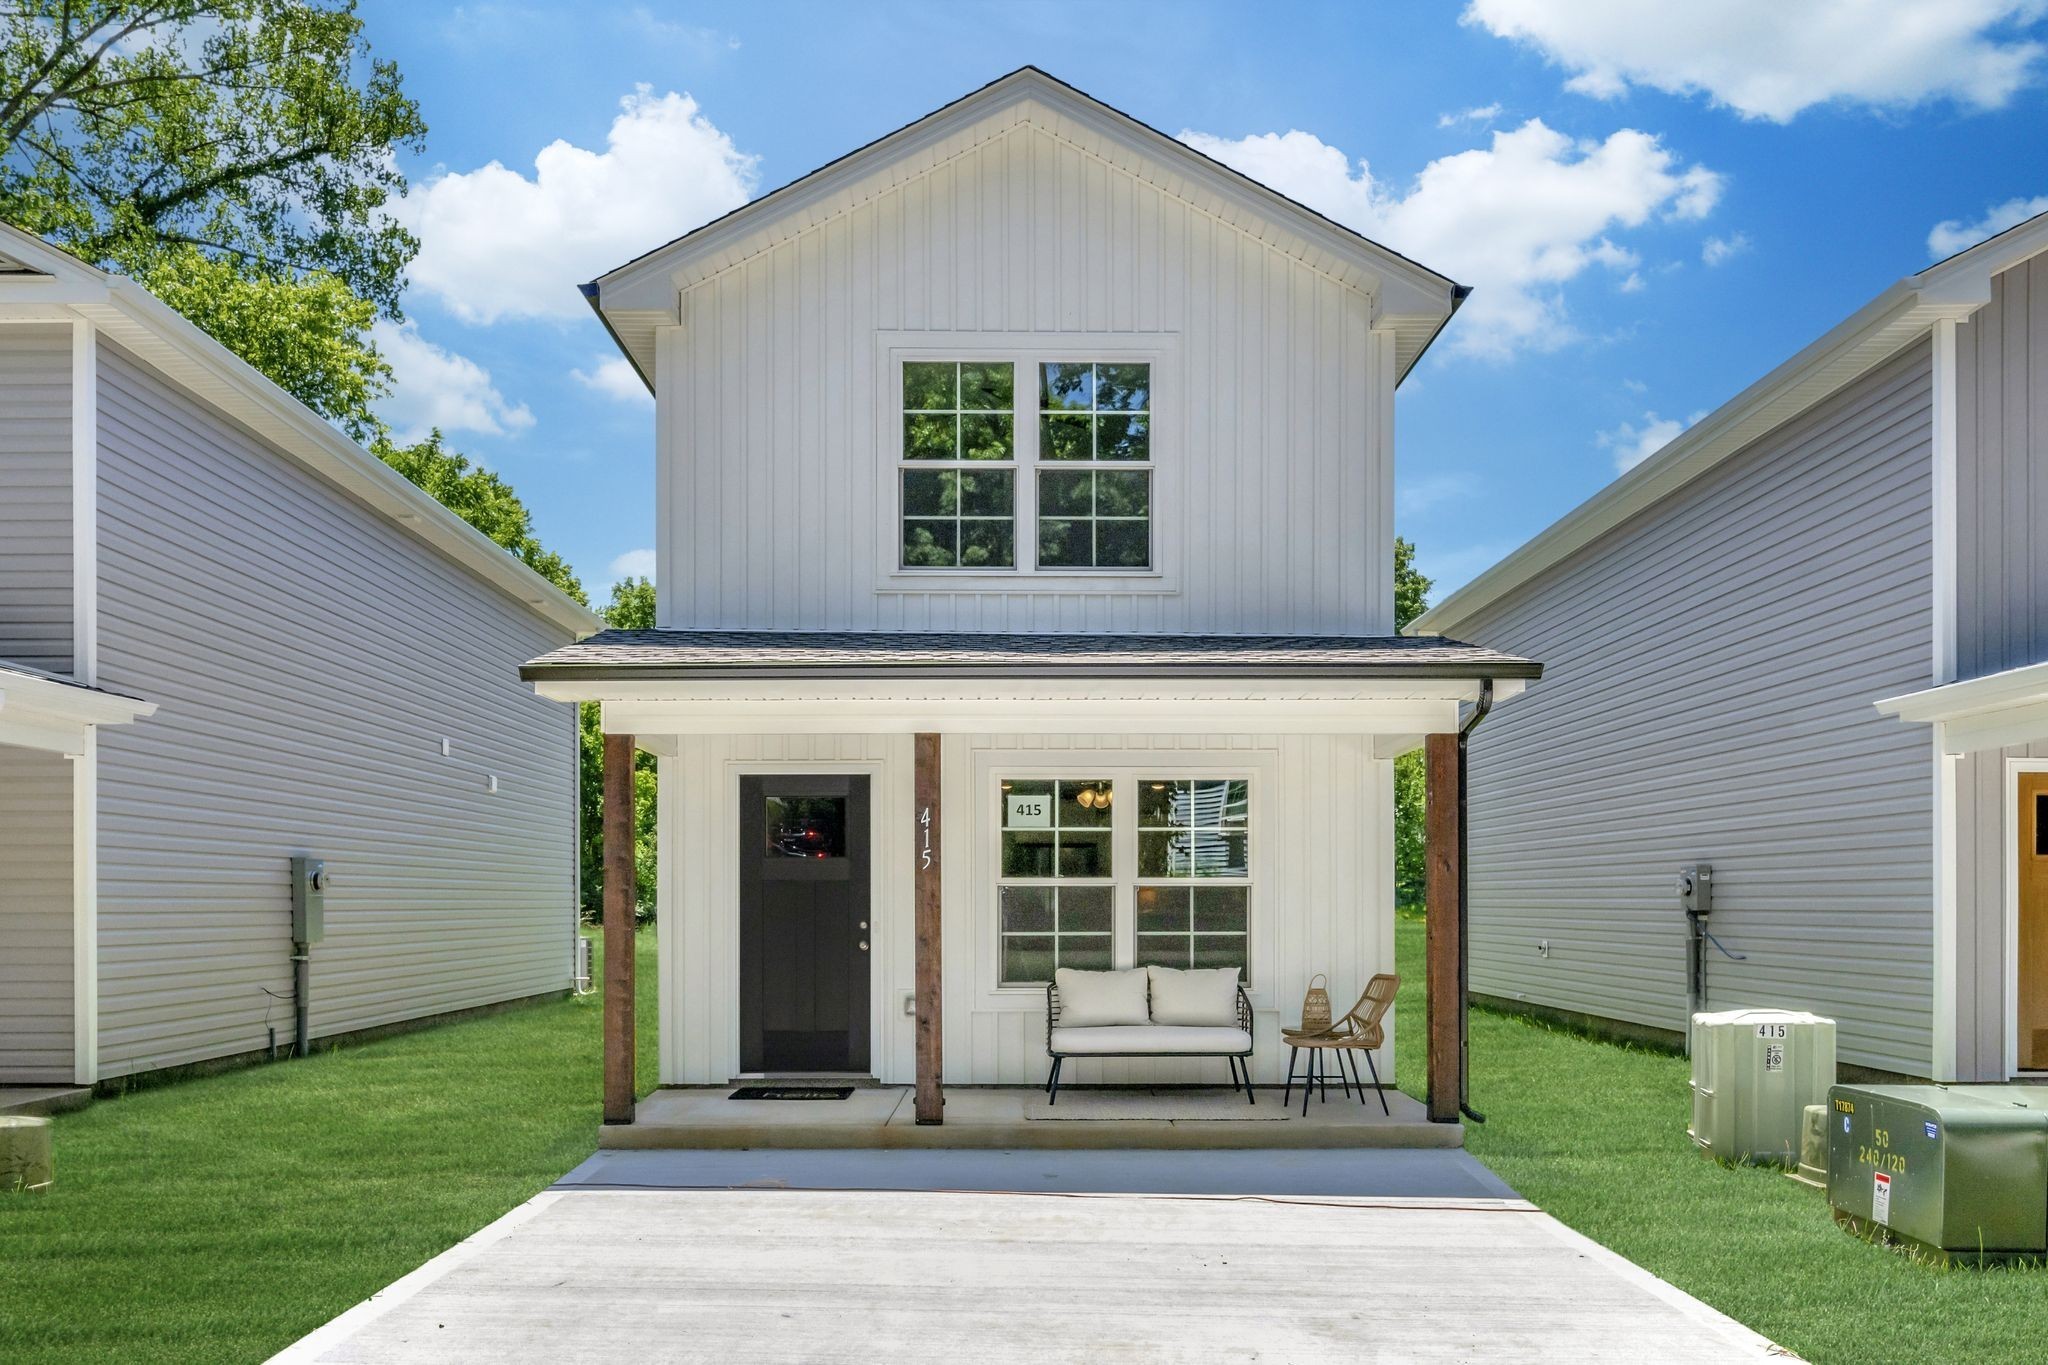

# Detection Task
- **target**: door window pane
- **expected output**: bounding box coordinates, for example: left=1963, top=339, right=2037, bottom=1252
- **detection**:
left=764, top=796, right=847, bottom=859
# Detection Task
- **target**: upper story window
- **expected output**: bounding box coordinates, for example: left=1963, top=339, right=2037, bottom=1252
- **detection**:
left=896, top=356, right=1154, bottom=574
left=1038, top=362, right=1151, bottom=570
left=901, top=361, right=1016, bottom=569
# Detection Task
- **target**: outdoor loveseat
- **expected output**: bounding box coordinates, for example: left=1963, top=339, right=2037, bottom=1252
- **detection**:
left=1043, top=965, right=1255, bottom=1104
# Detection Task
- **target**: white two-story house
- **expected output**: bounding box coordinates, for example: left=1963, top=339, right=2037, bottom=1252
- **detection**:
left=524, top=69, right=1538, bottom=1130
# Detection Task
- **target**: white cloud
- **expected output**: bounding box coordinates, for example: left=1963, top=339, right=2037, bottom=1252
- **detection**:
left=1598, top=409, right=1703, bottom=473
left=1928, top=194, right=2048, bottom=258
left=1181, top=119, right=1720, bottom=359
left=573, top=355, right=654, bottom=407
left=1701, top=232, right=1751, bottom=266
left=608, top=548, right=657, bottom=583
left=397, top=86, right=757, bottom=324
left=370, top=320, right=534, bottom=442
left=1397, top=472, right=1477, bottom=519
left=1463, top=0, right=2047, bottom=122
left=1437, top=102, right=1503, bottom=128
left=1617, top=271, right=1645, bottom=293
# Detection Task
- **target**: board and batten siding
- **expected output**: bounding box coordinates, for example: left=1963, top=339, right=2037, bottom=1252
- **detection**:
left=658, top=730, right=1394, bottom=1087
left=1455, top=340, right=1938, bottom=1074
left=1956, top=253, right=2048, bottom=682
left=1954, top=740, right=2048, bottom=1080
left=91, top=340, right=578, bottom=1078
left=0, top=323, right=72, bottom=674
left=659, top=119, right=1389, bottom=635
left=0, top=745, right=73, bottom=1082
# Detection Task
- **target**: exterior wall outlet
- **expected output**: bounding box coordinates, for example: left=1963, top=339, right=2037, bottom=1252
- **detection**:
left=902, top=991, right=916, bottom=1016
left=440, top=737, right=452, bottom=757
left=486, top=774, right=499, bottom=794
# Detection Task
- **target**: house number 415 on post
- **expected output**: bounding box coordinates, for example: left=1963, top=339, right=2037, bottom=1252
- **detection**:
left=919, top=805, right=932, bottom=871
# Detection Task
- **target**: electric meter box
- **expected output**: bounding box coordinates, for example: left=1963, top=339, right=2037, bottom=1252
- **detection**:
left=1827, top=1084, right=2048, bottom=1256
left=1688, top=1008, right=1836, bottom=1165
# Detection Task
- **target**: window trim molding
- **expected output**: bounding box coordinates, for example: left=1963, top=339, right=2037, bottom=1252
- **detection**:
left=874, top=331, right=1181, bottom=596
left=972, top=749, right=1274, bottom=1010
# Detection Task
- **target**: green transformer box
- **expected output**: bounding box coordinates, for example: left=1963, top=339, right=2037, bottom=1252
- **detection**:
left=1826, top=1084, right=2048, bottom=1256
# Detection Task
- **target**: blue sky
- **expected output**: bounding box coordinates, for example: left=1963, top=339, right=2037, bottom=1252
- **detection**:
left=354, top=0, right=2048, bottom=606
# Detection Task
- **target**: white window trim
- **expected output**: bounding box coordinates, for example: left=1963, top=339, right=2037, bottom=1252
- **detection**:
left=873, top=331, right=1181, bottom=595
left=973, top=752, right=1273, bottom=1010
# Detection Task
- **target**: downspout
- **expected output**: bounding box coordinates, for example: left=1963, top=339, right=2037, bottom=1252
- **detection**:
left=1458, top=679, right=1494, bottom=1124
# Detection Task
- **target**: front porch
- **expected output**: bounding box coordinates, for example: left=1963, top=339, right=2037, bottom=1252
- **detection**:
left=525, top=630, right=1541, bottom=1143
left=601, top=1083, right=1455, bottom=1150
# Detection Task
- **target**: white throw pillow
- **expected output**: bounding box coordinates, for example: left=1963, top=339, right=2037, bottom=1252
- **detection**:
left=1054, top=967, right=1151, bottom=1027
left=1146, top=965, right=1241, bottom=1027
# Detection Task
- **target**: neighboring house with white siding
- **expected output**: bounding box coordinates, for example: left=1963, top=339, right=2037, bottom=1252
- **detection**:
left=0, top=224, right=599, bottom=1088
left=524, top=68, right=1541, bottom=1129
left=1412, top=211, right=2048, bottom=1083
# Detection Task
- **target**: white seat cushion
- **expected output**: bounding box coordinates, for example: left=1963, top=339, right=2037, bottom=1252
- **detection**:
left=1145, top=964, right=1241, bottom=1027
left=1050, top=1025, right=1254, bottom=1055
left=1054, top=967, right=1150, bottom=1027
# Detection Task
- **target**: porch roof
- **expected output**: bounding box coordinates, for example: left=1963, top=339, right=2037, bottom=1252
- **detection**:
left=521, top=630, right=1541, bottom=683
left=0, top=661, right=156, bottom=755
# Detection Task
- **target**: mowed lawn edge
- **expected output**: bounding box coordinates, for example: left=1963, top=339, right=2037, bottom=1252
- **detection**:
left=1390, top=913, right=2046, bottom=1365
left=0, top=931, right=657, bottom=1365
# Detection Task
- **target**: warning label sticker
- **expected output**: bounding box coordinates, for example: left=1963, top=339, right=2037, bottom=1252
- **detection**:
left=1873, top=1172, right=1892, bottom=1225
left=1764, top=1042, right=1785, bottom=1073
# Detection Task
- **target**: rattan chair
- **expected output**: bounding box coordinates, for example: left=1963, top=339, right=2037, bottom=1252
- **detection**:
left=1282, top=974, right=1397, bottom=1116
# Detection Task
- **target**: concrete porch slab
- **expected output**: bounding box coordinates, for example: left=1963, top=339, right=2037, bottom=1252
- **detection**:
left=599, top=1085, right=1460, bottom=1150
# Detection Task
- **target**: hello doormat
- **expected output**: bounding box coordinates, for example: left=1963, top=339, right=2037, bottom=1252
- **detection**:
left=727, top=1086, right=855, bottom=1101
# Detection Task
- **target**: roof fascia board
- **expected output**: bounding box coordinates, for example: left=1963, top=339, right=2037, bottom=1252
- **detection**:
left=1415, top=215, right=2048, bottom=638
left=1876, top=659, right=2048, bottom=726
left=79, top=282, right=600, bottom=636
left=0, top=673, right=156, bottom=730
left=0, top=221, right=600, bottom=637
left=596, top=71, right=1454, bottom=318
left=1412, top=285, right=1950, bottom=634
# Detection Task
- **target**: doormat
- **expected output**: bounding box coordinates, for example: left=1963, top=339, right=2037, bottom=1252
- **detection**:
left=728, top=1086, right=855, bottom=1101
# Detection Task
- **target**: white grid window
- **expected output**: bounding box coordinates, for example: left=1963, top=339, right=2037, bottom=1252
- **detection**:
left=1036, top=362, right=1151, bottom=570
left=996, top=778, right=1113, bottom=985
left=900, top=360, right=1016, bottom=568
left=1134, top=779, right=1250, bottom=974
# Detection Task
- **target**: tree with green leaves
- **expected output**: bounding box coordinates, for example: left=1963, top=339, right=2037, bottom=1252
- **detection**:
left=581, top=578, right=657, bottom=921
left=0, top=1, right=422, bottom=312
left=1393, top=537, right=1433, bottom=910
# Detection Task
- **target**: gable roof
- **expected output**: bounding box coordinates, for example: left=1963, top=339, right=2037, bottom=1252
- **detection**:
left=585, top=67, right=1465, bottom=389
left=1412, top=207, right=2048, bottom=638
left=0, top=224, right=600, bottom=638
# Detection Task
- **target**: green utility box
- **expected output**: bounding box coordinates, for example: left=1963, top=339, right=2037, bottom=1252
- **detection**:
left=1690, top=1008, right=1835, bottom=1165
left=1827, top=1084, right=2048, bottom=1256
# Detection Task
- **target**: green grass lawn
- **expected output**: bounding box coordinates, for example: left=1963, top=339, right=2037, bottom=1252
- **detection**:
left=6, top=921, right=2043, bottom=1363
left=1390, top=914, right=2047, bottom=1364
left=0, top=930, right=657, bottom=1365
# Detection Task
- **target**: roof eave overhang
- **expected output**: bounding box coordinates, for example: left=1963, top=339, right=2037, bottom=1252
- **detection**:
left=0, top=672, right=156, bottom=756
left=1413, top=215, right=2048, bottom=638
left=1876, top=660, right=2048, bottom=754
left=521, top=660, right=1541, bottom=685
left=586, top=69, right=1460, bottom=383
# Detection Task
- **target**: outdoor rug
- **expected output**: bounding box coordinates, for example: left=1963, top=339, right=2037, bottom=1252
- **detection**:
left=1023, top=1089, right=1290, bottom=1120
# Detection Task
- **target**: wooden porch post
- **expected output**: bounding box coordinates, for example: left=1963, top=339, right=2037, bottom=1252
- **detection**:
left=913, top=732, right=943, bottom=1124
left=602, top=731, right=637, bottom=1125
left=1424, top=732, right=1462, bottom=1124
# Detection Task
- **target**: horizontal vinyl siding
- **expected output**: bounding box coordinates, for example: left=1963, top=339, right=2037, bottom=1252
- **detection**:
left=1458, top=341, right=1937, bottom=1074
left=92, top=341, right=578, bottom=1078
left=1956, top=253, right=2048, bottom=680
left=0, top=324, right=72, bottom=673
left=661, top=730, right=1394, bottom=1088
left=664, top=120, right=1386, bottom=635
left=0, top=746, right=72, bottom=1081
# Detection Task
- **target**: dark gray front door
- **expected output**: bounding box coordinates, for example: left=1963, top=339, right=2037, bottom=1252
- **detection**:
left=739, top=775, right=871, bottom=1073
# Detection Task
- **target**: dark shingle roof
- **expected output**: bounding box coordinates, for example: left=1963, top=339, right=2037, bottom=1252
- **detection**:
left=522, top=631, right=1540, bottom=681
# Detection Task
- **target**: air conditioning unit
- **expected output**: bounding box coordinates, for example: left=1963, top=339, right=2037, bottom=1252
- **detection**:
left=1689, top=1008, right=1836, bottom=1165
left=573, top=936, right=593, bottom=995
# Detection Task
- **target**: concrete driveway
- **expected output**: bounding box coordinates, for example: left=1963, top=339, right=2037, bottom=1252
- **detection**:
left=271, top=1150, right=1784, bottom=1363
